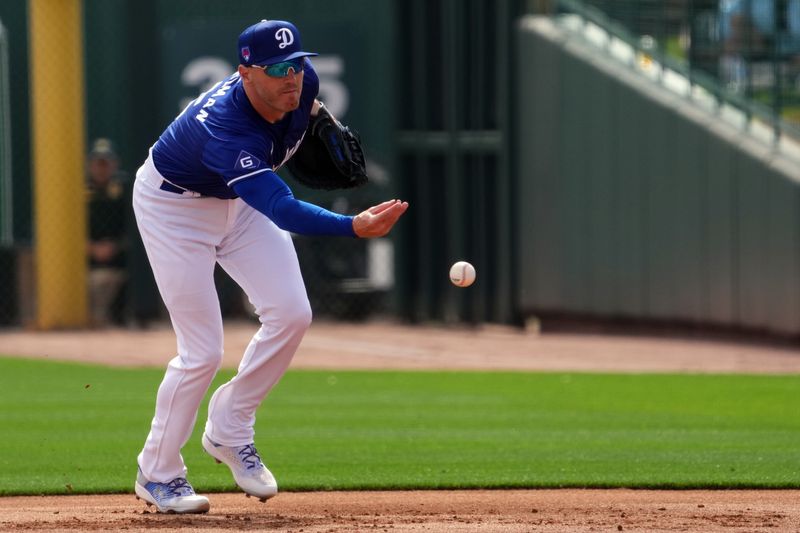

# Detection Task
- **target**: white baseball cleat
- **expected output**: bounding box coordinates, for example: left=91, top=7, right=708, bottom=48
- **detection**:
left=134, top=470, right=210, bottom=514
left=202, top=433, right=278, bottom=502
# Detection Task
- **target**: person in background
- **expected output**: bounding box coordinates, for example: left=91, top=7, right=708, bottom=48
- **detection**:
left=86, top=138, right=129, bottom=327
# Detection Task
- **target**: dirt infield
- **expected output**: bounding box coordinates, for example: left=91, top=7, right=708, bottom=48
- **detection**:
left=3, top=319, right=800, bottom=373
left=2, top=320, right=799, bottom=531
left=2, top=489, right=800, bottom=532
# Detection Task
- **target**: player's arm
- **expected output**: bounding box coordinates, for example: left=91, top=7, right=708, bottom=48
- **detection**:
left=233, top=170, right=354, bottom=236
left=233, top=171, right=407, bottom=238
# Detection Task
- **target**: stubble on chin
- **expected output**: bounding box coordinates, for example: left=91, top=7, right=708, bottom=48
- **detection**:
left=283, top=91, right=301, bottom=111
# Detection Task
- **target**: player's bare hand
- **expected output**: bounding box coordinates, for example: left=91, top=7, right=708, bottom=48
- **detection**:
left=352, top=199, right=409, bottom=238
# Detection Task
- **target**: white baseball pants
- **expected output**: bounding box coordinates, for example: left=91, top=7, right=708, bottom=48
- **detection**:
left=132, top=154, right=311, bottom=483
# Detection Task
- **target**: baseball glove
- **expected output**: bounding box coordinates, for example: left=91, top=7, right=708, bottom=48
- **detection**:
left=286, top=103, right=369, bottom=190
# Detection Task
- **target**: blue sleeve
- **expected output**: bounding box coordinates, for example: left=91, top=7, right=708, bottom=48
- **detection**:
left=233, top=170, right=356, bottom=237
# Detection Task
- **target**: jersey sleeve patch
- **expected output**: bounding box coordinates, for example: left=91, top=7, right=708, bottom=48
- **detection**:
left=236, top=150, right=262, bottom=171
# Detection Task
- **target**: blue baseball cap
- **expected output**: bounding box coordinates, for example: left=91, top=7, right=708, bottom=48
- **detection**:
left=238, top=19, right=318, bottom=67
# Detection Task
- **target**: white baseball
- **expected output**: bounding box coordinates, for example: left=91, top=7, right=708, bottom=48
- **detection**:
left=449, top=261, right=476, bottom=287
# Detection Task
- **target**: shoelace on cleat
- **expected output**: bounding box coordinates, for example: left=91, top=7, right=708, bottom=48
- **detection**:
left=165, top=478, right=195, bottom=496
left=236, top=444, right=264, bottom=470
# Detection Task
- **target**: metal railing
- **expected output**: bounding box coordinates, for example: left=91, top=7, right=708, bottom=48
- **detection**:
left=556, top=0, right=800, bottom=148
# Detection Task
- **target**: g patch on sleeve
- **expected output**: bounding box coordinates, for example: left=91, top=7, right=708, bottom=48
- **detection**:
left=235, top=150, right=262, bottom=171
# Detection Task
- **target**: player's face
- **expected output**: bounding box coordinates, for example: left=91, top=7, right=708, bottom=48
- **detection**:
left=243, top=62, right=304, bottom=122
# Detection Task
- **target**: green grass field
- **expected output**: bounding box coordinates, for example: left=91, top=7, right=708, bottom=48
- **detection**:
left=0, top=356, right=798, bottom=495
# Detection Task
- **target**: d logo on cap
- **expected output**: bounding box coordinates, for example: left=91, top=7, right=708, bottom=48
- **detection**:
left=275, top=27, right=294, bottom=49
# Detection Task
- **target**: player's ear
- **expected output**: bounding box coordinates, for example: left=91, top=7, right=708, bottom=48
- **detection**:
left=238, top=65, right=250, bottom=81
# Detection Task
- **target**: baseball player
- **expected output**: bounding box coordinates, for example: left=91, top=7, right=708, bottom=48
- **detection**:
left=132, top=19, right=407, bottom=514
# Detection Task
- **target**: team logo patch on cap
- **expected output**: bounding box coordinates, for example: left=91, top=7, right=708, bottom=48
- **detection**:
left=236, top=150, right=260, bottom=170
left=241, top=46, right=251, bottom=62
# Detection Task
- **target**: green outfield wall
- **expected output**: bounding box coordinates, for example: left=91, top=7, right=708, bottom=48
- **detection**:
left=517, top=15, right=800, bottom=335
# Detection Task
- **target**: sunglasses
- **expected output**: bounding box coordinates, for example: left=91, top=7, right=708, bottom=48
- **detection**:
left=252, top=57, right=305, bottom=78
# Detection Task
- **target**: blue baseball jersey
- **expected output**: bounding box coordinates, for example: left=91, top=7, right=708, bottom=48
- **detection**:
left=152, top=60, right=318, bottom=199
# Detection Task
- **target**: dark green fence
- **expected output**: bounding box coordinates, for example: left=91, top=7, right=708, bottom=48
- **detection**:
left=0, top=18, right=10, bottom=247
left=395, top=0, right=525, bottom=324
left=0, top=4, right=27, bottom=325
left=0, top=19, right=12, bottom=324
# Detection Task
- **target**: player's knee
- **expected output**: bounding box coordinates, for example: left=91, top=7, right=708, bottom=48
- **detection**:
left=169, top=350, right=223, bottom=374
left=208, top=352, right=224, bottom=372
left=254, top=297, right=312, bottom=336
left=284, top=299, right=312, bottom=334
left=264, top=298, right=312, bottom=336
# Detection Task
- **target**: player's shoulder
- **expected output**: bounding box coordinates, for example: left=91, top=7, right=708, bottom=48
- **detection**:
left=202, top=80, right=267, bottom=137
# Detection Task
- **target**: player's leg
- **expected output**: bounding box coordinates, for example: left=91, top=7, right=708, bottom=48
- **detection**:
left=131, top=166, right=227, bottom=512
left=202, top=200, right=311, bottom=499
left=206, top=202, right=311, bottom=442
